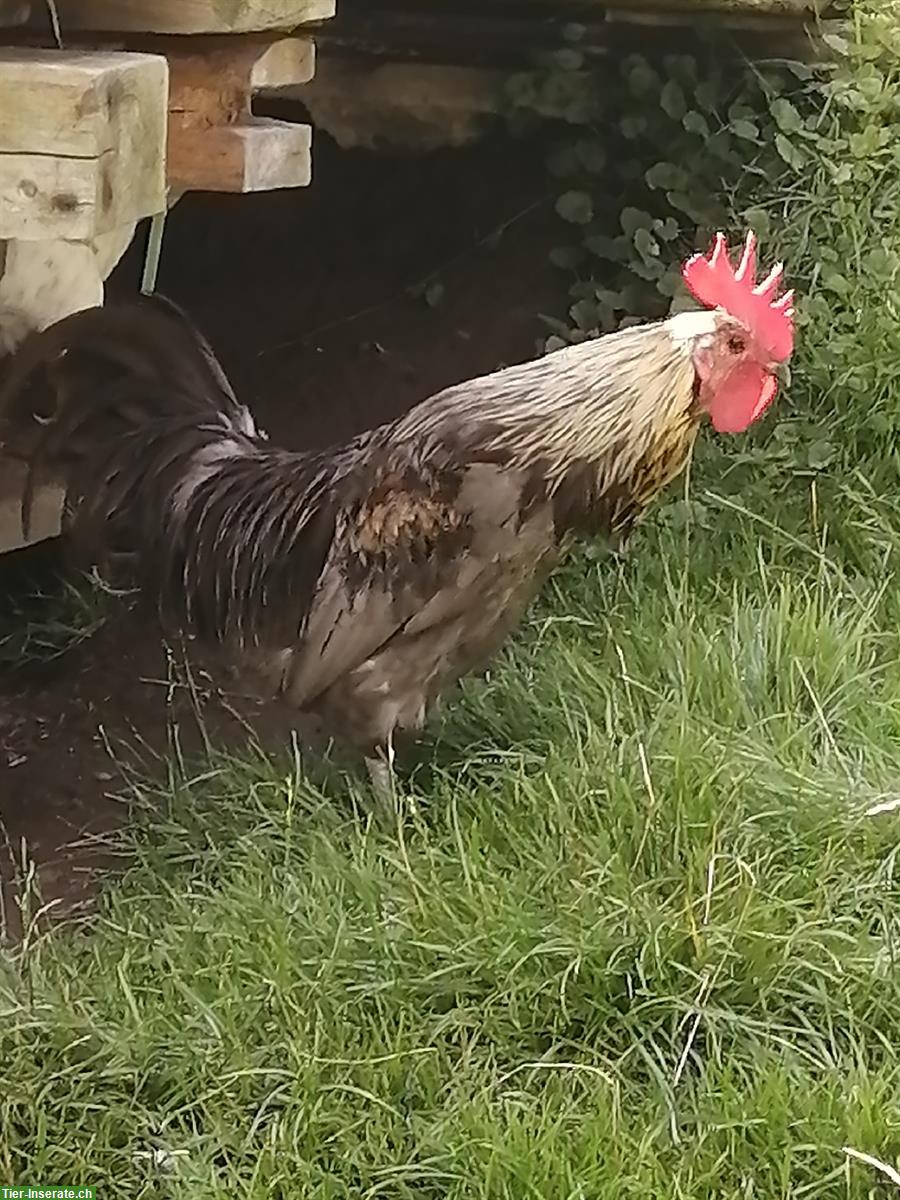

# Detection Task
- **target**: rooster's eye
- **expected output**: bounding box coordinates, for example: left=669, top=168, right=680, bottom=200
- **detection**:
left=727, top=334, right=746, bottom=355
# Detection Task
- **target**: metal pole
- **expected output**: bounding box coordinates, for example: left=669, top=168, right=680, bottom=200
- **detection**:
left=141, top=209, right=168, bottom=296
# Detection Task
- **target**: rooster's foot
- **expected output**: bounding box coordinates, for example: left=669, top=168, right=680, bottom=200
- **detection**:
left=365, top=734, right=400, bottom=815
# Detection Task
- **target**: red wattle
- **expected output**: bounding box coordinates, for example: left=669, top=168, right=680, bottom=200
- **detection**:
left=708, top=363, right=778, bottom=434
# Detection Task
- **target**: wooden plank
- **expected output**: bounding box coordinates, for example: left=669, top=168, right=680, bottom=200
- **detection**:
left=0, top=459, right=62, bottom=553
left=0, top=153, right=100, bottom=240
left=165, top=37, right=314, bottom=193
left=42, top=0, right=334, bottom=34
left=0, top=48, right=167, bottom=159
left=250, top=36, right=315, bottom=89
left=296, top=59, right=503, bottom=150
left=239, top=119, right=312, bottom=189
left=164, top=35, right=315, bottom=112
left=0, top=49, right=167, bottom=240
left=167, top=116, right=311, bottom=192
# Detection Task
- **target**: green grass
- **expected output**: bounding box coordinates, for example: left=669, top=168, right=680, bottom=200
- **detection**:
left=2, top=462, right=900, bottom=1198
left=0, top=569, right=117, bottom=666
left=4, top=6, right=900, bottom=1190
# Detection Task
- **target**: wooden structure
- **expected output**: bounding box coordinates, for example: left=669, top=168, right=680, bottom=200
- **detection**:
left=0, top=48, right=167, bottom=241
left=281, top=0, right=829, bottom=152
left=0, top=0, right=334, bottom=553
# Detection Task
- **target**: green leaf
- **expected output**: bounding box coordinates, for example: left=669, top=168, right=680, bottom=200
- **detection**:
left=657, top=270, right=681, bottom=298
left=743, top=207, right=771, bottom=239
left=570, top=298, right=599, bottom=331
left=562, top=21, right=586, bottom=42
left=728, top=101, right=757, bottom=123
left=630, top=257, right=664, bottom=281
left=666, top=190, right=706, bottom=222
left=653, top=216, right=680, bottom=241
left=781, top=60, right=814, bottom=80
left=668, top=286, right=701, bottom=316
left=822, top=31, right=850, bottom=56
left=544, top=335, right=569, bottom=353
left=770, top=97, right=803, bottom=134
left=660, top=79, right=687, bottom=120
left=774, top=133, right=805, bottom=171
left=821, top=269, right=850, bottom=295
left=539, top=314, right=573, bottom=339
left=806, top=440, right=836, bottom=470
left=731, top=118, right=760, bottom=142
left=831, top=162, right=853, bottom=185
left=555, top=191, right=594, bottom=225
left=863, top=246, right=899, bottom=278
left=683, top=110, right=710, bottom=137
left=620, top=207, right=652, bottom=236
left=595, top=287, right=624, bottom=309
left=645, top=161, right=685, bottom=190
left=633, top=228, right=660, bottom=261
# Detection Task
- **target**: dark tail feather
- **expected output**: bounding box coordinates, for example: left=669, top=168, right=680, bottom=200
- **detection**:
left=0, top=295, right=337, bottom=653
left=0, top=294, right=261, bottom=544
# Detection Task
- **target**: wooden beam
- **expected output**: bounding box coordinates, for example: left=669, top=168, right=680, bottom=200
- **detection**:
left=0, top=459, right=62, bottom=553
left=0, top=49, right=167, bottom=240
left=294, top=58, right=504, bottom=151
left=168, top=118, right=311, bottom=192
left=250, top=36, right=316, bottom=89
left=0, top=154, right=105, bottom=241
left=38, top=0, right=334, bottom=34
left=165, top=37, right=314, bottom=193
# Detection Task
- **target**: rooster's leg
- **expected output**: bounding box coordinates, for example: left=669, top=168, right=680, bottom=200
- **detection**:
left=365, top=734, right=396, bottom=808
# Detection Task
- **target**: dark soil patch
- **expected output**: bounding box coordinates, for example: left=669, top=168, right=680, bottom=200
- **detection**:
left=0, top=133, right=565, bottom=938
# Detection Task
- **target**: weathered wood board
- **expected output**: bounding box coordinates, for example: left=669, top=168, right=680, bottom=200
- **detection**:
left=0, top=49, right=167, bottom=240
left=166, top=37, right=315, bottom=192
left=0, top=459, right=62, bottom=552
left=39, top=0, right=335, bottom=34
left=168, top=119, right=312, bottom=192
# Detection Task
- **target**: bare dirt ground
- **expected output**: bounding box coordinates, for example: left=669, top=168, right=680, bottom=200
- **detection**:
left=0, top=134, right=565, bottom=937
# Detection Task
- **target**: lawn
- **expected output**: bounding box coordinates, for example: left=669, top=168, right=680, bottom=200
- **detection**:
left=3, top=459, right=900, bottom=1197
left=3, top=4, right=900, bottom=1194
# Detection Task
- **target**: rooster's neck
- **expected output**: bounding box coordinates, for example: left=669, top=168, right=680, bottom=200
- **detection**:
left=509, top=323, right=703, bottom=541
left=394, top=317, right=707, bottom=542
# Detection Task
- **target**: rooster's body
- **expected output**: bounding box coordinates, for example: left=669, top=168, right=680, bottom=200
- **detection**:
left=0, top=234, right=794, bottom=793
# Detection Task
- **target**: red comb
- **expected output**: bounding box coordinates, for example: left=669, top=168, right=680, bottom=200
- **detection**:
left=681, top=231, right=794, bottom=362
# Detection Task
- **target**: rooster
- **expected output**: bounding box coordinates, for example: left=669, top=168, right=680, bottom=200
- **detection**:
left=0, top=231, right=794, bottom=796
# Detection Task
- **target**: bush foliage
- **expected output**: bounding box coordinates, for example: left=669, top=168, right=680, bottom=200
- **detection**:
left=507, top=0, right=900, bottom=468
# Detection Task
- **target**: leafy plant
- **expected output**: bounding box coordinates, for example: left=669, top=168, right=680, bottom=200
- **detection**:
left=506, top=0, right=900, bottom=477
left=506, top=33, right=797, bottom=338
